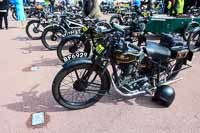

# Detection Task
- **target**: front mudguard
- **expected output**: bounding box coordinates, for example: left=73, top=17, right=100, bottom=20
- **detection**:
left=62, top=58, right=111, bottom=92
left=59, top=34, right=91, bottom=55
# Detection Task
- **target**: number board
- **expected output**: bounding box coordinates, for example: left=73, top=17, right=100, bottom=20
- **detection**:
left=63, top=52, right=88, bottom=62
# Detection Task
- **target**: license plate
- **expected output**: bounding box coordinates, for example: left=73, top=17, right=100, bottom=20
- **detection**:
left=63, top=52, right=88, bottom=62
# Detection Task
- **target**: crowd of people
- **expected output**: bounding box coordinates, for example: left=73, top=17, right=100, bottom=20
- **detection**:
left=0, top=0, right=200, bottom=30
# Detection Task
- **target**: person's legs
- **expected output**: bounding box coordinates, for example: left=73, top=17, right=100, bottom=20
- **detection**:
left=0, top=12, right=3, bottom=29
left=3, top=12, right=8, bottom=29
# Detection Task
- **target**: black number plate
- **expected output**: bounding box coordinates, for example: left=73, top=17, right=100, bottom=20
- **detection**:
left=63, top=52, right=88, bottom=62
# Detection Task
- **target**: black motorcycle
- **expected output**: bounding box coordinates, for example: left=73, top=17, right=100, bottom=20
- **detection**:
left=25, top=9, right=56, bottom=40
left=41, top=15, right=111, bottom=50
left=56, top=21, right=112, bottom=62
left=52, top=23, right=193, bottom=110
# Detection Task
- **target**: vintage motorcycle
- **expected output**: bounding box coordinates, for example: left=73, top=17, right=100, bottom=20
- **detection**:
left=52, top=23, right=193, bottom=110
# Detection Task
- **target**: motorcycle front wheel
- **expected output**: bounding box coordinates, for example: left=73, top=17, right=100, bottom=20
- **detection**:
left=57, top=35, right=91, bottom=62
left=41, top=26, right=65, bottom=50
left=26, top=20, right=44, bottom=40
left=52, top=63, right=108, bottom=110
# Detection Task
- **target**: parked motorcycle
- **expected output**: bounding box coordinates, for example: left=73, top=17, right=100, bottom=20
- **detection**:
left=56, top=20, right=111, bottom=62
left=52, top=23, right=193, bottom=110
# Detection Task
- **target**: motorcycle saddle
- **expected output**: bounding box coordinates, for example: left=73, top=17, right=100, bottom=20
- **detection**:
left=160, top=33, right=186, bottom=48
left=144, top=42, right=171, bottom=60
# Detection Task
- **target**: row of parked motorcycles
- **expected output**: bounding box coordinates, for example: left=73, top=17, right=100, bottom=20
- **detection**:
left=25, top=5, right=200, bottom=110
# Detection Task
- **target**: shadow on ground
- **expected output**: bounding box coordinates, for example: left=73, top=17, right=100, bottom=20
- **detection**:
left=21, top=45, right=49, bottom=52
left=22, top=58, right=62, bottom=72
left=13, top=36, right=30, bottom=41
left=3, top=84, right=67, bottom=112
left=100, top=89, right=163, bottom=109
left=4, top=84, right=162, bottom=113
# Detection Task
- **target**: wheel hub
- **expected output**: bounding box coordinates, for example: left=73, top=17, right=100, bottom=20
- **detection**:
left=69, top=45, right=78, bottom=53
left=51, top=35, right=57, bottom=41
left=33, top=27, right=39, bottom=33
left=73, top=80, right=87, bottom=92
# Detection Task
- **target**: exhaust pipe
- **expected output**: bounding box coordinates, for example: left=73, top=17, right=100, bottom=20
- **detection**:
left=160, top=78, right=183, bottom=86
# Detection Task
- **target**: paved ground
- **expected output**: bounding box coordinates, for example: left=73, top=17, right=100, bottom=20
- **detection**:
left=0, top=16, right=200, bottom=133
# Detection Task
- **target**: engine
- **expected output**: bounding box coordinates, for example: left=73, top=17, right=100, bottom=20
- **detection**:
left=116, top=62, right=152, bottom=96
left=112, top=40, right=153, bottom=96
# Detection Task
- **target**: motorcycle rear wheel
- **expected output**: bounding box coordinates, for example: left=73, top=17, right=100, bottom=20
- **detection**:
left=187, top=30, right=200, bottom=52
left=166, top=59, right=184, bottom=81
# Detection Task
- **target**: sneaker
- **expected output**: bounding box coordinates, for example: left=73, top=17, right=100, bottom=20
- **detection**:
left=0, top=27, right=4, bottom=30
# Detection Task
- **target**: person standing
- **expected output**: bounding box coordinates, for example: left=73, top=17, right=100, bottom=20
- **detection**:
left=175, top=0, right=184, bottom=15
left=14, top=0, right=26, bottom=28
left=49, top=0, right=55, bottom=12
left=0, top=0, right=9, bottom=30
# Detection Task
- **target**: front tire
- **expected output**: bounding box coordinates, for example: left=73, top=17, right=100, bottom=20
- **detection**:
left=41, top=26, right=65, bottom=50
left=52, top=63, right=109, bottom=110
left=57, top=35, right=91, bottom=62
left=26, top=20, right=44, bottom=40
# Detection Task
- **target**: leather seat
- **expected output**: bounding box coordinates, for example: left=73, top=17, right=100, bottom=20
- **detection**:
left=159, top=33, right=186, bottom=48
left=144, top=42, right=171, bottom=60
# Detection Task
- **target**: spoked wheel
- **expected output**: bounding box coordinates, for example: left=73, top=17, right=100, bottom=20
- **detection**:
left=187, top=31, right=200, bottom=52
left=52, top=63, right=108, bottom=110
left=57, top=36, right=91, bottom=62
left=41, top=26, right=65, bottom=50
left=26, top=20, right=44, bottom=40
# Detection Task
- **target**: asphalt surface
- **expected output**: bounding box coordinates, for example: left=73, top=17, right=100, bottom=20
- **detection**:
left=0, top=16, right=200, bottom=133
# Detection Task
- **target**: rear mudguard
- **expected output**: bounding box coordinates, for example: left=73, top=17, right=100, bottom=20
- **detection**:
left=62, top=58, right=111, bottom=92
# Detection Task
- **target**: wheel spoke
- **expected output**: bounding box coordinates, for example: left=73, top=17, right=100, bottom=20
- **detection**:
left=74, top=70, right=80, bottom=80
left=87, top=82, right=101, bottom=88
left=60, top=81, right=73, bottom=87
left=88, top=73, right=98, bottom=83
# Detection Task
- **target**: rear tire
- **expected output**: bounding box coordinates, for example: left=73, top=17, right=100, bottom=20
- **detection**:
left=167, top=59, right=184, bottom=81
left=187, top=30, right=200, bottom=52
left=183, top=22, right=199, bottom=41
